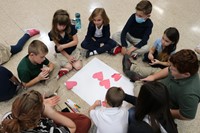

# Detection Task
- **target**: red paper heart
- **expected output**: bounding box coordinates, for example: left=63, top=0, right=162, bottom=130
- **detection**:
left=65, top=81, right=77, bottom=90
left=111, top=73, right=122, bottom=81
left=92, top=71, right=103, bottom=81
left=99, top=79, right=110, bottom=89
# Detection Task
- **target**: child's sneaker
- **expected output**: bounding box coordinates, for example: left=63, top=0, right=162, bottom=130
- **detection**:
left=27, top=29, right=40, bottom=37
left=110, top=46, right=122, bottom=55
left=124, top=70, right=144, bottom=82
left=86, top=50, right=97, bottom=58
left=57, top=68, right=69, bottom=79
left=86, top=51, right=91, bottom=58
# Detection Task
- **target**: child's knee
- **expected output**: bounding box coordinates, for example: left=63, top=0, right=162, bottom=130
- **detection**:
left=74, top=63, right=82, bottom=70
left=64, top=63, right=73, bottom=71
left=77, top=114, right=91, bottom=133
left=81, top=40, right=88, bottom=48
left=73, top=61, right=82, bottom=70
left=83, top=117, right=92, bottom=131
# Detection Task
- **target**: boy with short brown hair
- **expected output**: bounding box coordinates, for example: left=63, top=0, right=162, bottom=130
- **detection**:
left=137, top=49, right=200, bottom=120
left=89, top=87, right=128, bottom=133
left=17, top=40, right=59, bottom=96
left=112, top=0, right=153, bottom=56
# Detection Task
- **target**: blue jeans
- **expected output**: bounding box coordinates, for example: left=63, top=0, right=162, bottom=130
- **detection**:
left=128, top=106, right=136, bottom=124
left=10, top=33, right=30, bottom=55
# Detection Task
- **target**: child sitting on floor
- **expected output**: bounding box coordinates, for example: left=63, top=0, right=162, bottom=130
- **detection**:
left=49, top=9, right=82, bottom=79
left=0, top=29, right=39, bottom=64
left=17, top=40, right=59, bottom=96
left=81, top=8, right=117, bottom=58
left=89, top=87, right=128, bottom=133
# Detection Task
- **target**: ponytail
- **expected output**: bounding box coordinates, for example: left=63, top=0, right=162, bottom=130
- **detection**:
left=1, top=118, right=21, bottom=133
left=1, top=90, right=43, bottom=133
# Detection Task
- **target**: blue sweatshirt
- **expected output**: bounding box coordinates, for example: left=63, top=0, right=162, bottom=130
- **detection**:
left=121, top=13, right=153, bottom=48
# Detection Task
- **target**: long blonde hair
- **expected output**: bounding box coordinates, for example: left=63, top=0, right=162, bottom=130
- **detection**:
left=89, top=8, right=110, bottom=25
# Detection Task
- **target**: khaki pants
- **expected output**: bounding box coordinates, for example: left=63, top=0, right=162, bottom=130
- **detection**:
left=27, top=63, right=60, bottom=97
left=0, top=43, right=11, bottom=64
left=133, top=81, right=144, bottom=97
left=112, top=31, right=149, bottom=55
left=55, top=48, right=81, bottom=67
left=130, top=63, right=161, bottom=77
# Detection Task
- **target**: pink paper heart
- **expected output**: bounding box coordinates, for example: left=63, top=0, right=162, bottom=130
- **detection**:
left=65, top=81, right=77, bottom=90
left=111, top=73, right=122, bottom=81
left=99, top=79, right=110, bottom=89
left=92, top=71, right=103, bottom=81
left=101, top=101, right=106, bottom=107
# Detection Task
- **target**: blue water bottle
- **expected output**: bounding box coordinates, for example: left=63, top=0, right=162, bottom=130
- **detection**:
left=75, top=13, right=81, bottom=29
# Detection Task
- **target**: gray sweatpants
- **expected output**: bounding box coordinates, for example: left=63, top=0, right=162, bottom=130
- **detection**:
left=112, top=31, right=149, bottom=55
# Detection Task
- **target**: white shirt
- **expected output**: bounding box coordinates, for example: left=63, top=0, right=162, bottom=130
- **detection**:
left=90, top=107, right=128, bottom=133
left=94, top=25, right=103, bottom=38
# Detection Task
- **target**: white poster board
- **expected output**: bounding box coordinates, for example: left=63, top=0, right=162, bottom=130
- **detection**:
left=67, top=58, right=134, bottom=106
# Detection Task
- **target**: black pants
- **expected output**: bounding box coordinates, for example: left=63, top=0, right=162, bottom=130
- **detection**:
left=81, top=38, right=117, bottom=54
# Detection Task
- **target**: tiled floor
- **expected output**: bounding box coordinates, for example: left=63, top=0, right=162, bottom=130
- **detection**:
left=1, top=0, right=200, bottom=132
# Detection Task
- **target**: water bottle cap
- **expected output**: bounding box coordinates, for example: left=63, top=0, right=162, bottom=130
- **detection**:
left=75, top=13, right=80, bottom=18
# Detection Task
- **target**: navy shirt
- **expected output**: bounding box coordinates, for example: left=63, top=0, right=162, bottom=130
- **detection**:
left=49, top=25, right=77, bottom=55
left=121, top=13, right=153, bottom=48
left=84, top=21, right=111, bottom=43
left=0, top=66, right=17, bottom=101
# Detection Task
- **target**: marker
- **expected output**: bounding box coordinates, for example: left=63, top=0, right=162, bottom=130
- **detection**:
left=65, top=102, right=76, bottom=113
left=74, top=104, right=81, bottom=109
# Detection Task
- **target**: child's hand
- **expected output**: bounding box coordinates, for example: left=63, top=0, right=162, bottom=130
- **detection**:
left=149, top=59, right=160, bottom=65
left=126, top=46, right=137, bottom=55
left=89, top=100, right=101, bottom=112
left=57, top=45, right=64, bottom=51
left=148, top=53, right=154, bottom=62
left=68, top=56, right=76, bottom=63
left=41, top=67, right=50, bottom=73
left=121, top=47, right=127, bottom=55
left=94, top=100, right=101, bottom=107
left=126, top=50, right=132, bottom=55
left=43, top=95, right=60, bottom=107
left=38, top=71, right=49, bottom=81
